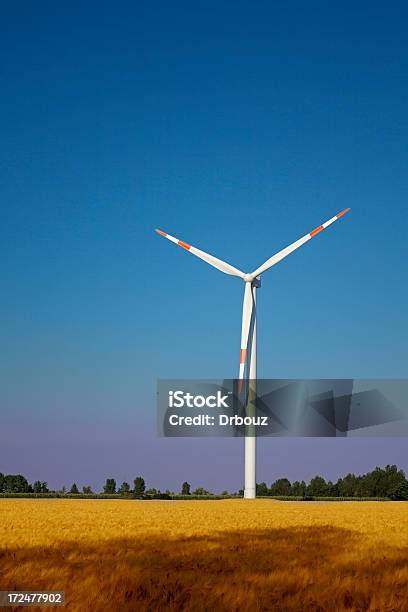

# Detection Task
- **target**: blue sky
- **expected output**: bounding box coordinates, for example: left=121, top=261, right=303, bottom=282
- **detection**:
left=1, top=2, right=407, bottom=491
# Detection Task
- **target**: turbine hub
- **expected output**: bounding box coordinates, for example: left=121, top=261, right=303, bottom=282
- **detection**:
left=243, top=274, right=261, bottom=287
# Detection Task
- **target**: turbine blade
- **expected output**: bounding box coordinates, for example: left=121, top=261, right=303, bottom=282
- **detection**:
left=239, top=283, right=254, bottom=381
left=155, top=229, right=245, bottom=278
left=250, top=208, right=351, bottom=278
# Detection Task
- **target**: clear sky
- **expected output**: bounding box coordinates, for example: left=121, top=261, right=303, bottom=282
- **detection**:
left=1, top=2, right=407, bottom=492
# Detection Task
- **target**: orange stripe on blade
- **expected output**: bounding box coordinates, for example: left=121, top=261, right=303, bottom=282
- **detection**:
left=336, top=207, right=351, bottom=218
left=240, top=349, right=247, bottom=364
left=310, top=225, right=324, bottom=237
left=178, top=240, right=191, bottom=250
left=155, top=229, right=167, bottom=237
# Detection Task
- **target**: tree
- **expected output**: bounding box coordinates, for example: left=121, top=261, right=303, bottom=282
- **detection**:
left=270, top=478, right=291, bottom=496
left=145, top=488, right=159, bottom=495
left=256, top=482, right=269, bottom=496
left=133, top=477, right=145, bottom=497
left=32, top=481, right=49, bottom=493
left=0, top=473, right=5, bottom=492
left=337, top=473, right=359, bottom=497
left=328, top=481, right=340, bottom=497
left=118, top=482, right=130, bottom=495
left=389, top=481, right=408, bottom=501
left=82, top=485, right=93, bottom=494
left=369, top=465, right=406, bottom=497
left=193, top=487, right=211, bottom=495
left=291, top=480, right=307, bottom=496
left=103, top=478, right=116, bottom=494
left=307, top=476, right=329, bottom=497
left=3, top=474, right=29, bottom=493
left=181, top=481, right=191, bottom=495
left=33, top=480, right=43, bottom=493
left=70, top=483, right=79, bottom=494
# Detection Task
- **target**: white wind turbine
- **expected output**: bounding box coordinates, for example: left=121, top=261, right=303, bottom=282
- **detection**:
left=155, top=208, right=350, bottom=498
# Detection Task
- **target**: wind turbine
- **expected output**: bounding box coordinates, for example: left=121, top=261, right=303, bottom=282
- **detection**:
left=155, top=208, right=350, bottom=498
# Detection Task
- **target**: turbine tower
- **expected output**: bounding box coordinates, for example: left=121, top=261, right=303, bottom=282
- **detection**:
left=155, top=208, right=350, bottom=498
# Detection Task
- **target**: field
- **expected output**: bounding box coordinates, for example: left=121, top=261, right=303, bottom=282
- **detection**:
left=1, top=500, right=407, bottom=611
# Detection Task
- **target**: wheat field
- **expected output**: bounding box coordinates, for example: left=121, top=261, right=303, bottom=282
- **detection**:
left=1, top=499, right=407, bottom=611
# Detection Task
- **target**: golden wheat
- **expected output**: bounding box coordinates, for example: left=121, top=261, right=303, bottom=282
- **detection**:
left=1, top=499, right=407, bottom=611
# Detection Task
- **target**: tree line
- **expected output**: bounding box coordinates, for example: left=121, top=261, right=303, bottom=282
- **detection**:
left=0, top=474, right=148, bottom=498
left=0, top=474, right=194, bottom=498
left=1, top=465, right=407, bottom=499
left=255, top=464, right=408, bottom=499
